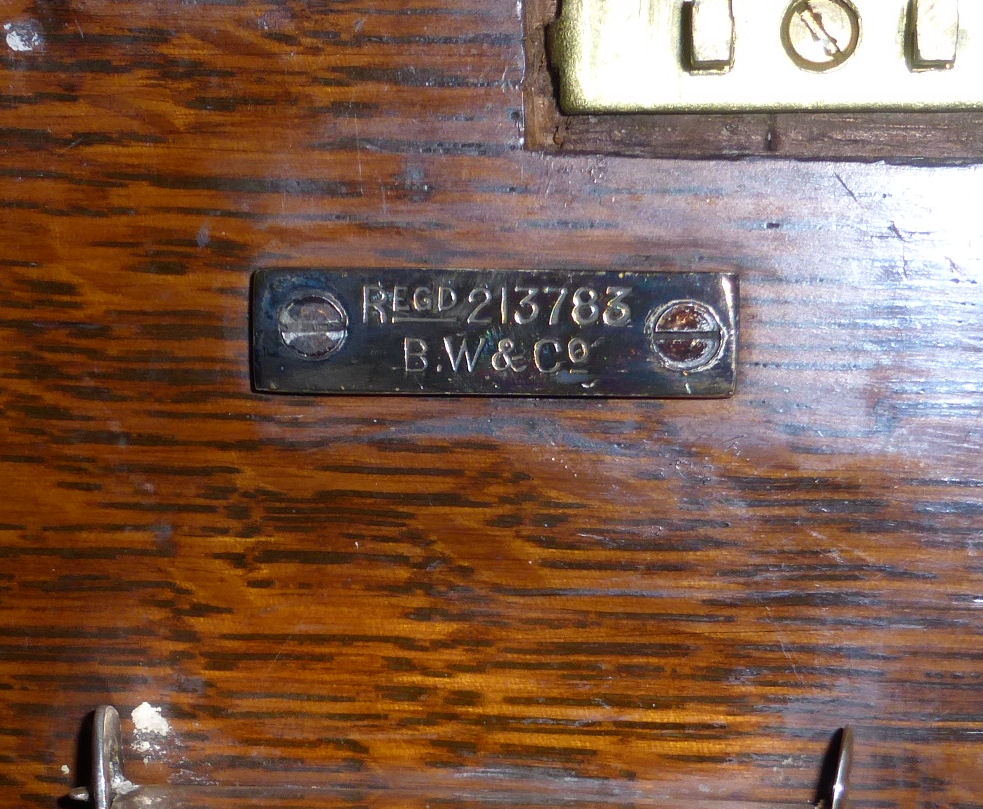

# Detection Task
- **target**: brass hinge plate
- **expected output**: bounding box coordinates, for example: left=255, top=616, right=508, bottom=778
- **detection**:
left=551, top=0, right=981, bottom=113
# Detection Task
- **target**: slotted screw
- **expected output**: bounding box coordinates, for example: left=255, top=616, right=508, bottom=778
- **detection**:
left=782, top=0, right=860, bottom=71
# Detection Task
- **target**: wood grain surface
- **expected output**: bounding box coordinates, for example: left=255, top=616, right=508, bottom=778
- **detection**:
left=0, top=1, right=981, bottom=808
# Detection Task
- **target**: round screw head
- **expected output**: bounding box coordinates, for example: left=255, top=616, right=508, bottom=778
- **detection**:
left=646, top=300, right=726, bottom=372
left=782, top=0, right=860, bottom=72
left=277, top=293, right=349, bottom=359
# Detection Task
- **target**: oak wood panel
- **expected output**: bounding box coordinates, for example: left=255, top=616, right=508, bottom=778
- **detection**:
left=0, top=1, right=981, bottom=808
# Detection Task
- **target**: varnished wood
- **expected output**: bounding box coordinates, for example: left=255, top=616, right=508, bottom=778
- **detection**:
left=0, top=2, right=981, bottom=809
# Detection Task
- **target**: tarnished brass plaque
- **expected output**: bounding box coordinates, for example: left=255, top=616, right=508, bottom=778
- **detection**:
left=252, top=269, right=738, bottom=397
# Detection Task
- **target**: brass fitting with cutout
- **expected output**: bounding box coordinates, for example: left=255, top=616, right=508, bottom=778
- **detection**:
left=550, top=0, right=973, bottom=113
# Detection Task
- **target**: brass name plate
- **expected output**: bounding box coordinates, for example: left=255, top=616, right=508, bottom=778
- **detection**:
left=251, top=269, right=738, bottom=397
left=551, top=0, right=981, bottom=113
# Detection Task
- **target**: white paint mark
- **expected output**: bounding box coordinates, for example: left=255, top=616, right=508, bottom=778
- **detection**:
left=132, top=702, right=170, bottom=736
left=61, top=764, right=71, bottom=776
left=4, top=21, right=43, bottom=52
left=114, top=779, right=139, bottom=796
left=131, top=702, right=171, bottom=763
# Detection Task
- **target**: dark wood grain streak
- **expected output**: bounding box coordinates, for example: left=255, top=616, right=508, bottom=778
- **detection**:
left=0, top=1, right=981, bottom=808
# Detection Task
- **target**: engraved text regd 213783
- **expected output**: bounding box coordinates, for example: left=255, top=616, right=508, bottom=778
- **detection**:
left=251, top=269, right=738, bottom=398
